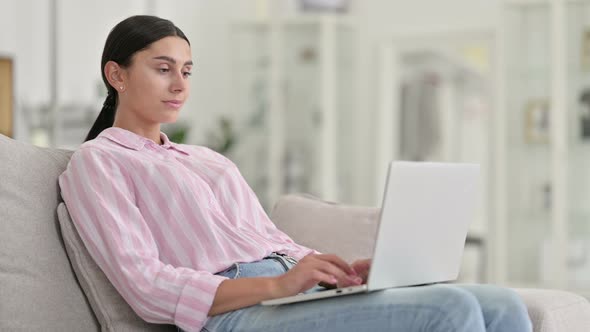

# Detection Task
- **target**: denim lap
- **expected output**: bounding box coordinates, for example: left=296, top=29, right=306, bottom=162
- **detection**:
left=213, top=254, right=293, bottom=279
left=190, top=257, right=532, bottom=332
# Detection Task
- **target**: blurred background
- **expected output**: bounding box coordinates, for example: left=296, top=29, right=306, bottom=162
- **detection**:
left=1, top=0, right=589, bottom=297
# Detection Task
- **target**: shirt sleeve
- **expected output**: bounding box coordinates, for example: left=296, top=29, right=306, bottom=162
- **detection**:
left=59, top=147, right=226, bottom=332
left=205, top=148, right=319, bottom=260
left=242, top=177, right=319, bottom=260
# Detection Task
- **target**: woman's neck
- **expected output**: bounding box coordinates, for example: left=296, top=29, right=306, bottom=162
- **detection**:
left=113, top=113, right=162, bottom=145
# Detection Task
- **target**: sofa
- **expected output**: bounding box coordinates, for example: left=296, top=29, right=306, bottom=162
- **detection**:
left=1, top=132, right=590, bottom=332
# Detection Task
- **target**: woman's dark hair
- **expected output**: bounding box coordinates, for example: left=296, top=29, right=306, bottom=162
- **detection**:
left=84, top=15, right=190, bottom=142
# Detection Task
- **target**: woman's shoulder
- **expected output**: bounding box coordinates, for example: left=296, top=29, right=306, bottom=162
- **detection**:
left=68, top=138, right=133, bottom=167
left=74, top=138, right=117, bottom=155
left=182, top=144, right=235, bottom=165
left=60, top=141, right=133, bottom=186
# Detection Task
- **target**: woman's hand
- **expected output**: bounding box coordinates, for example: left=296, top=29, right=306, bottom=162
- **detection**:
left=317, top=258, right=371, bottom=289
left=272, top=254, right=362, bottom=297
left=210, top=257, right=372, bottom=316
left=321, top=258, right=371, bottom=289
left=350, top=258, right=371, bottom=284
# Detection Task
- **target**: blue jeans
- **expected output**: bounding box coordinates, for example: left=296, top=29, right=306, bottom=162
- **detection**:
left=184, top=253, right=532, bottom=332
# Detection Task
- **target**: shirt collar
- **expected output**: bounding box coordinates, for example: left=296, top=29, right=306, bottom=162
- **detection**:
left=98, top=127, right=190, bottom=155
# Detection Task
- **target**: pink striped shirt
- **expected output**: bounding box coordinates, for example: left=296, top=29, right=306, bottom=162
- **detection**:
left=58, top=127, right=315, bottom=331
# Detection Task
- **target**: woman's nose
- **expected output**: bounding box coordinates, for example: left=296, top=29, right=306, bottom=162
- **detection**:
left=170, top=71, right=186, bottom=92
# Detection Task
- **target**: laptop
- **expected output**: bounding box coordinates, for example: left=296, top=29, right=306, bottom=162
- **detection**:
left=261, top=161, right=480, bottom=306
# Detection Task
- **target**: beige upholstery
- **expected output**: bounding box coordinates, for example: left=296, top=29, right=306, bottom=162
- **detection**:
left=58, top=203, right=176, bottom=332
left=0, top=134, right=99, bottom=331
left=270, top=194, right=590, bottom=332
left=517, top=288, right=590, bottom=332
left=1, top=133, right=589, bottom=332
left=270, top=193, right=379, bottom=262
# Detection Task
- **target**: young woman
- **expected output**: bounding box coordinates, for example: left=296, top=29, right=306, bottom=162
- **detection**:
left=59, top=15, right=532, bottom=332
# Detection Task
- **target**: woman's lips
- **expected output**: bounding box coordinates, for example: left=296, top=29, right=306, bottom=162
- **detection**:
left=163, top=100, right=183, bottom=109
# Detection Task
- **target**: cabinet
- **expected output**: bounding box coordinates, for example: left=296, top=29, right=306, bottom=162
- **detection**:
left=496, top=0, right=590, bottom=296
left=229, top=15, right=356, bottom=210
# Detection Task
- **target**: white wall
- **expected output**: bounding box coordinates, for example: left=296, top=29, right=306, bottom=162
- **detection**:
left=0, top=0, right=149, bottom=141
left=1, top=0, right=500, bottom=201
left=172, top=0, right=501, bottom=206
left=57, top=0, right=147, bottom=104
left=0, top=0, right=50, bottom=139
left=0, top=0, right=50, bottom=105
left=351, top=0, right=500, bottom=205
left=152, top=0, right=258, bottom=144
left=0, top=0, right=260, bottom=143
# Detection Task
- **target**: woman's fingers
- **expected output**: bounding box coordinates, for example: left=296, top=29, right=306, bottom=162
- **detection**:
left=352, top=259, right=371, bottom=282
left=306, top=257, right=348, bottom=281
left=287, top=254, right=363, bottom=294
left=311, top=254, right=363, bottom=286
left=315, top=254, right=357, bottom=276
left=311, top=269, right=338, bottom=285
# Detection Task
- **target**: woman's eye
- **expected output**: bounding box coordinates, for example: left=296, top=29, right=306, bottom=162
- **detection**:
left=183, top=71, right=192, bottom=78
left=158, top=68, right=169, bottom=73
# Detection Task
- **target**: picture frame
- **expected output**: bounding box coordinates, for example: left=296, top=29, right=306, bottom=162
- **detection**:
left=524, top=98, right=550, bottom=144
left=0, top=57, right=13, bottom=138
left=579, top=88, right=590, bottom=140
left=298, top=0, right=350, bottom=13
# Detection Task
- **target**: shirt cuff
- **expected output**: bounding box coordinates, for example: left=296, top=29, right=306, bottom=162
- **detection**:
left=173, top=273, right=228, bottom=332
left=290, top=247, right=319, bottom=261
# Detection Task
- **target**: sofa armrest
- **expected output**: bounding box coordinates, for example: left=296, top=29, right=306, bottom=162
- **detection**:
left=270, top=194, right=590, bottom=332
left=514, top=288, right=590, bottom=332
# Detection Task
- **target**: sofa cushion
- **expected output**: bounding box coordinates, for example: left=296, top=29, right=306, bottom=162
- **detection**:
left=270, top=194, right=380, bottom=262
left=57, top=203, right=176, bottom=332
left=0, top=134, right=99, bottom=331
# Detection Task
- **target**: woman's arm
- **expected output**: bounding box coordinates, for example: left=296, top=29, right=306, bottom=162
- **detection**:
left=59, top=148, right=226, bottom=331
left=202, top=148, right=319, bottom=260
left=208, top=254, right=362, bottom=316
left=208, top=277, right=280, bottom=316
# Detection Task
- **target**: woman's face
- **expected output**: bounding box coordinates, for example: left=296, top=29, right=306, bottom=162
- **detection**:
left=118, top=36, right=192, bottom=124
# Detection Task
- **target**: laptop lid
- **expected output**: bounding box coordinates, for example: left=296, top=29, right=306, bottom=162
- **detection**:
left=367, top=161, right=480, bottom=291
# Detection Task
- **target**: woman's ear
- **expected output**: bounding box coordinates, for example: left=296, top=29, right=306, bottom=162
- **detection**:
left=104, top=61, right=126, bottom=92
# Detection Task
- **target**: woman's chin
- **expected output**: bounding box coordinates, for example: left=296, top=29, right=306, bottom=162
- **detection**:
left=160, top=114, right=180, bottom=124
